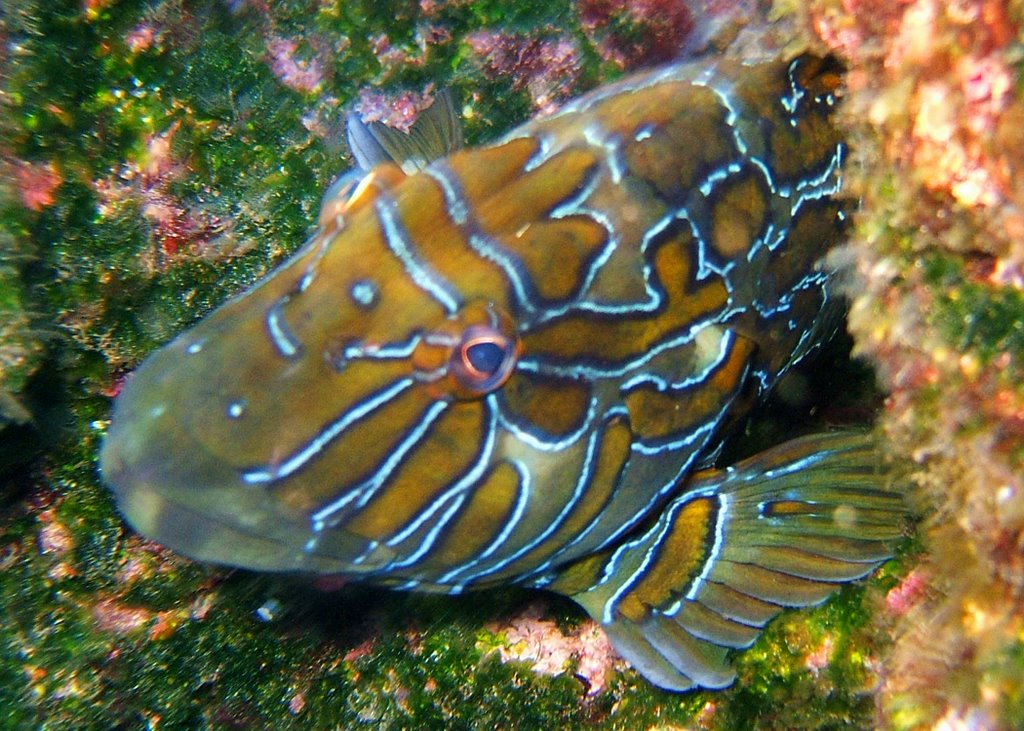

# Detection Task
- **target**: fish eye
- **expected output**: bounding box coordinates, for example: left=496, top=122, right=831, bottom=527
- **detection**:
left=465, top=340, right=504, bottom=374
left=451, top=326, right=517, bottom=395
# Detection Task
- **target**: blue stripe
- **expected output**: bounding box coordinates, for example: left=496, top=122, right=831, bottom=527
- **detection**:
left=241, top=377, right=415, bottom=485
left=309, top=399, right=450, bottom=531
left=375, top=194, right=461, bottom=315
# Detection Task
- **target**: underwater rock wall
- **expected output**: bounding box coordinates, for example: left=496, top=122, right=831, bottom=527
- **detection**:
left=815, top=0, right=1024, bottom=727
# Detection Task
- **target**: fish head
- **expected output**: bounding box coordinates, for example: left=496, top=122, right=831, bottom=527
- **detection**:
left=100, top=156, right=582, bottom=577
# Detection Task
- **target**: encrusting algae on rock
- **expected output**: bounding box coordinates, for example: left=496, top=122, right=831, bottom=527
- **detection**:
left=809, top=0, right=1024, bottom=727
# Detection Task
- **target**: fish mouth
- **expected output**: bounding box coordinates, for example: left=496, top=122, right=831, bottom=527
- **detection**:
left=99, top=378, right=354, bottom=574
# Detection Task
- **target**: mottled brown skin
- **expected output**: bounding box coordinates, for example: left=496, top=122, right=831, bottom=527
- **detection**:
left=103, top=54, right=846, bottom=580
left=102, top=54, right=904, bottom=692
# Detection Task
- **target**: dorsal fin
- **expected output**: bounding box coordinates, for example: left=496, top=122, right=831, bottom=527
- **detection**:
left=346, top=88, right=463, bottom=174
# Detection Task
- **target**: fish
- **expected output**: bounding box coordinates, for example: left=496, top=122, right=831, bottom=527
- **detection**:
left=100, top=52, right=906, bottom=692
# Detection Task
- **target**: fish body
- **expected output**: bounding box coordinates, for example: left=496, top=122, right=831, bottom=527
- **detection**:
left=101, top=53, right=903, bottom=691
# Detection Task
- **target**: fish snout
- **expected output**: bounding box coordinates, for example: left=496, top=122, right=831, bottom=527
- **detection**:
left=100, top=375, right=352, bottom=574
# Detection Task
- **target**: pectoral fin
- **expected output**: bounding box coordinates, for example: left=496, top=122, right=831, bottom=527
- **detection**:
left=547, top=430, right=907, bottom=692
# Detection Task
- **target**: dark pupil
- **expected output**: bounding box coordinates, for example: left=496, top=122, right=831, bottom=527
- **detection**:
left=465, top=341, right=505, bottom=376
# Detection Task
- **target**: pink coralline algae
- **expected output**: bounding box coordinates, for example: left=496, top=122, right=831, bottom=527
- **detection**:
left=804, top=634, right=835, bottom=677
left=885, top=569, right=929, bottom=617
left=827, top=0, right=1021, bottom=212
left=140, top=129, right=231, bottom=262
left=37, top=509, right=74, bottom=556
left=94, top=122, right=234, bottom=271
left=363, top=27, right=451, bottom=82
left=810, top=0, right=1024, bottom=726
left=418, top=0, right=471, bottom=15
left=125, top=23, right=160, bottom=54
left=288, top=691, right=307, bottom=715
left=483, top=602, right=620, bottom=695
left=352, top=86, right=440, bottom=134
left=909, top=53, right=1014, bottom=209
left=578, top=0, right=694, bottom=68
left=266, top=36, right=325, bottom=95
left=369, top=33, right=422, bottom=75
left=465, top=31, right=582, bottom=114
left=92, top=598, right=153, bottom=636
left=14, top=160, right=62, bottom=212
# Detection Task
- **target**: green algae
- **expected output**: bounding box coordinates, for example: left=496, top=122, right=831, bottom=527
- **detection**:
left=990, top=640, right=1024, bottom=729
left=924, top=254, right=1024, bottom=367
left=0, top=1, right=902, bottom=729
left=0, top=224, right=44, bottom=431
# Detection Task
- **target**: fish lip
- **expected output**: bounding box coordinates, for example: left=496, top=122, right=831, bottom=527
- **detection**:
left=98, top=386, right=265, bottom=569
left=101, top=427, right=355, bottom=574
left=100, top=390, right=369, bottom=575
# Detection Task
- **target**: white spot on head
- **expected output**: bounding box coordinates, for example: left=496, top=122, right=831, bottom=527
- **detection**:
left=350, top=279, right=379, bottom=309
left=227, top=400, right=246, bottom=419
left=186, top=340, right=204, bottom=355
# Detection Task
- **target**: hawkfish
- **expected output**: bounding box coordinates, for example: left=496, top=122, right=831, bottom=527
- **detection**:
left=101, top=52, right=906, bottom=692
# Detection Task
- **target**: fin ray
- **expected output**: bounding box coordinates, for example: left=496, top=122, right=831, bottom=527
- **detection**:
left=717, top=560, right=845, bottom=606
left=674, top=600, right=763, bottom=648
left=347, top=88, right=463, bottom=173
left=730, top=533, right=894, bottom=563
left=553, top=430, right=906, bottom=691
left=642, top=614, right=735, bottom=689
left=603, top=620, right=697, bottom=692
left=722, top=544, right=881, bottom=582
left=699, top=581, right=783, bottom=627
